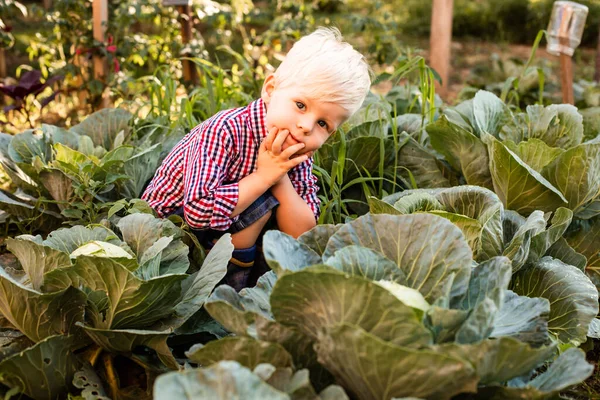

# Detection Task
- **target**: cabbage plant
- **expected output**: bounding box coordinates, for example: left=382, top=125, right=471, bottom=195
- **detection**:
left=155, top=214, right=595, bottom=400
left=0, top=108, right=163, bottom=233
left=0, top=212, right=232, bottom=399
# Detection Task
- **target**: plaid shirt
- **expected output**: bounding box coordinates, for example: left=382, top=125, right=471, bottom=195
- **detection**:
left=142, top=98, right=320, bottom=230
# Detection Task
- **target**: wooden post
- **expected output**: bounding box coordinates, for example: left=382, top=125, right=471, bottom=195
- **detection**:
left=43, top=0, right=52, bottom=10
left=92, top=0, right=110, bottom=108
left=429, top=0, right=454, bottom=98
left=177, top=5, right=197, bottom=83
left=559, top=7, right=575, bottom=105
left=0, top=49, right=6, bottom=79
left=595, top=25, right=600, bottom=82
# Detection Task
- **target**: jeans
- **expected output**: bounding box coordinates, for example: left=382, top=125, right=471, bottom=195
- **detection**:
left=169, top=191, right=279, bottom=291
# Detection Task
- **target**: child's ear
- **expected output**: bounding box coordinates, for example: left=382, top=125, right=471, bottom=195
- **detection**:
left=261, top=74, right=276, bottom=105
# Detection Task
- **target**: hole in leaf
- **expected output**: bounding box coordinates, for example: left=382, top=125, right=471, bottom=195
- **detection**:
left=91, top=391, right=98, bottom=396
left=43, top=358, right=51, bottom=365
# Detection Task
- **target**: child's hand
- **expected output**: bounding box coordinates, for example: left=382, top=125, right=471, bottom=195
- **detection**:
left=256, top=127, right=308, bottom=186
left=263, top=127, right=314, bottom=158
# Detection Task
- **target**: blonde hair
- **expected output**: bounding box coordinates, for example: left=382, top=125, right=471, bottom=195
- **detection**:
left=273, top=27, right=372, bottom=116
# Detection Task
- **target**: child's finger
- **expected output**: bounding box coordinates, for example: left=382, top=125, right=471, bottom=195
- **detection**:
left=281, top=142, right=305, bottom=159
left=271, top=129, right=289, bottom=155
left=263, top=126, right=278, bottom=151
left=287, top=154, right=309, bottom=168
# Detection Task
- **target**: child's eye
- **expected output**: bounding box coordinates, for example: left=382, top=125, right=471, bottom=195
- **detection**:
left=295, top=101, right=305, bottom=110
left=318, top=120, right=328, bottom=129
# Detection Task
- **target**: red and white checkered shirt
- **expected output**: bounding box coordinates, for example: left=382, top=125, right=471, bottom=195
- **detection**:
left=142, top=98, right=320, bottom=231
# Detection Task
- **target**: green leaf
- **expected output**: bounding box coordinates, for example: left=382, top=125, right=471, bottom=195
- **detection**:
left=117, top=213, right=189, bottom=277
left=511, top=257, right=598, bottom=345
left=315, top=324, right=477, bottom=400
left=526, top=104, right=583, bottom=149
left=473, top=90, right=514, bottom=137
left=542, top=141, right=600, bottom=216
left=503, top=139, right=564, bottom=172
left=580, top=106, right=600, bottom=142
left=153, top=361, right=289, bottom=400
left=324, top=245, right=406, bottom=282
left=70, top=108, right=133, bottom=149
left=393, top=192, right=444, bottom=214
left=297, top=224, right=342, bottom=256
left=66, top=256, right=186, bottom=329
left=6, top=236, right=71, bottom=291
left=323, top=213, right=472, bottom=301
left=368, top=196, right=403, bottom=215
left=397, top=132, right=452, bottom=188
left=0, top=268, right=85, bottom=342
left=39, top=169, right=74, bottom=212
left=545, top=238, right=587, bottom=271
left=43, top=225, right=125, bottom=254
left=428, top=116, right=493, bottom=188
left=78, top=324, right=178, bottom=370
left=186, top=336, right=293, bottom=370
left=527, top=207, right=573, bottom=264
left=478, top=348, right=593, bottom=399
left=8, top=129, right=50, bottom=164
left=436, top=337, right=555, bottom=385
left=0, top=335, right=79, bottom=400
left=121, top=143, right=162, bottom=198
left=482, top=133, right=568, bottom=214
left=502, top=210, right=546, bottom=272
left=263, top=231, right=322, bottom=276
left=491, top=290, right=550, bottom=347
left=565, top=216, right=600, bottom=286
left=270, top=267, right=432, bottom=347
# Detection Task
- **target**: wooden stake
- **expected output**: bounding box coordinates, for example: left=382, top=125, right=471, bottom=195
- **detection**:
left=429, top=0, right=454, bottom=98
left=560, top=39, right=575, bottom=105
left=177, top=5, right=197, bottom=83
left=0, top=48, right=6, bottom=79
left=595, top=25, right=600, bottom=82
left=43, top=0, right=52, bottom=10
left=92, top=0, right=110, bottom=108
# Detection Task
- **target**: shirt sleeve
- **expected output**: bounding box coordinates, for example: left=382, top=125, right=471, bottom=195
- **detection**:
left=142, top=122, right=240, bottom=231
left=182, top=124, right=239, bottom=230
left=287, top=157, right=321, bottom=221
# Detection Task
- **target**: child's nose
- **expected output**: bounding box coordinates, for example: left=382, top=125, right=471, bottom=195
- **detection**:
left=297, top=119, right=313, bottom=133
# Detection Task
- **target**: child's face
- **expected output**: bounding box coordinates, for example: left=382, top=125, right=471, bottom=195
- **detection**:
left=261, top=75, right=349, bottom=155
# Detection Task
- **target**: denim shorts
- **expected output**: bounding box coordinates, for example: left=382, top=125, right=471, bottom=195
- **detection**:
left=168, top=190, right=279, bottom=246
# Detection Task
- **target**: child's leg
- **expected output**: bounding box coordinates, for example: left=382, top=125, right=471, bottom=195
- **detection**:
left=230, top=210, right=272, bottom=249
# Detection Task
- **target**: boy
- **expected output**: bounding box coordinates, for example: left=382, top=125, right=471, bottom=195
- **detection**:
left=142, top=27, right=371, bottom=291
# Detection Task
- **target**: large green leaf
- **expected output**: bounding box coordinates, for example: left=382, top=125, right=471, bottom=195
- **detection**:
left=564, top=216, right=600, bottom=286
left=483, top=133, right=568, bottom=214
left=542, top=141, right=600, bottom=217
left=186, top=336, right=293, bottom=369
left=70, top=108, right=133, bottom=149
left=511, top=257, right=598, bottom=345
left=472, top=90, right=514, bottom=137
left=121, top=143, right=162, bottom=199
left=428, top=116, right=493, bottom=188
left=0, top=335, right=79, bottom=400
left=263, top=231, right=322, bottom=276
left=270, top=267, right=432, bottom=347
left=297, top=224, right=342, bottom=256
left=64, top=256, right=186, bottom=329
left=476, top=348, right=593, bottom=400
left=580, top=106, right=600, bottom=142
left=117, top=213, right=189, bottom=277
left=490, top=290, right=550, bottom=347
left=527, top=207, right=573, bottom=264
left=323, top=213, right=472, bottom=301
left=0, top=268, right=85, bottom=342
left=43, top=225, right=126, bottom=254
left=502, top=210, right=546, bottom=272
left=315, top=324, right=477, bottom=400
left=397, top=132, right=453, bottom=188
left=79, top=324, right=178, bottom=370
left=324, top=245, right=406, bottom=282
left=503, top=139, right=564, bottom=172
left=153, top=361, right=289, bottom=400
left=545, top=237, right=587, bottom=271
left=436, top=337, right=555, bottom=385
left=169, top=234, right=232, bottom=327
left=39, top=169, right=75, bottom=212
left=6, top=236, right=71, bottom=291
left=526, top=104, right=583, bottom=149
left=8, top=129, right=51, bottom=164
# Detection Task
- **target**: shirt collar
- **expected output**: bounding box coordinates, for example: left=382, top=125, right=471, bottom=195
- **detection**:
left=248, top=98, right=268, bottom=145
